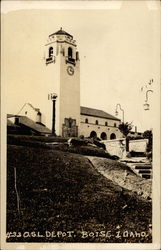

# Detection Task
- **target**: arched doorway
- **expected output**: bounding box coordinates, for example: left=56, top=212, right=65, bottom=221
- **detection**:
left=110, top=133, right=116, bottom=140
left=100, top=132, right=107, bottom=140
left=90, top=131, right=97, bottom=138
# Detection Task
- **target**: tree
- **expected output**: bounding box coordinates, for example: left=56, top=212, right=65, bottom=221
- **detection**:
left=143, top=130, right=152, bottom=140
left=118, top=122, right=133, bottom=137
left=118, top=122, right=133, bottom=151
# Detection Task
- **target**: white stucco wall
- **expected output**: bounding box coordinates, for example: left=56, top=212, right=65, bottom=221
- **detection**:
left=43, top=33, right=80, bottom=135
left=80, top=115, right=120, bottom=127
left=80, top=114, right=122, bottom=139
left=102, top=138, right=126, bottom=158
left=59, top=56, right=80, bottom=136
left=18, top=104, right=42, bottom=123
left=129, top=139, right=148, bottom=152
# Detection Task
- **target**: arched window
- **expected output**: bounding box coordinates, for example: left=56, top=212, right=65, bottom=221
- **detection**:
left=105, top=121, right=108, bottom=126
left=90, top=131, right=97, bottom=138
left=110, top=133, right=116, bottom=140
left=85, top=118, right=88, bottom=123
left=95, top=120, right=99, bottom=125
left=114, top=123, right=117, bottom=127
left=68, top=47, right=73, bottom=58
left=101, top=132, right=107, bottom=140
left=49, top=47, right=53, bottom=57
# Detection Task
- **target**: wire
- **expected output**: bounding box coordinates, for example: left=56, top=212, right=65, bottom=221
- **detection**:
left=16, top=103, right=27, bottom=115
left=14, top=167, right=20, bottom=214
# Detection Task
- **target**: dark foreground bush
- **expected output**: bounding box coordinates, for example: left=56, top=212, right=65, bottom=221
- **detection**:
left=7, top=135, right=116, bottom=159
left=7, top=134, right=68, bottom=144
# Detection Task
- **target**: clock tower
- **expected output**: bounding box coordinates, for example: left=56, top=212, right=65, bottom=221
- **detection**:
left=44, top=28, right=80, bottom=137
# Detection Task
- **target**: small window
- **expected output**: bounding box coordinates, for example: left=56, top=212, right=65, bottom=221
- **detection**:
left=114, top=123, right=117, bottom=127
left=68, top=118, right=73, bottom=128
left=95, top=120, right=99, bottom=125
left=85, top=118, right=88, bottom=123
left=49, top=47, right=53, bottom=57
left=105, top=121, right=108, bottom=126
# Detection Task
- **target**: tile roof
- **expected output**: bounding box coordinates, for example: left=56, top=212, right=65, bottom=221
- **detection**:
left=80, top=106, right=120, bottom=121
left=7, top=114, right=21, bottom=118
left=7, top=119, right=19, bottom=127
left=18, top=116, right=51, bottom=134
left=49, top=28, right=73, bottom=38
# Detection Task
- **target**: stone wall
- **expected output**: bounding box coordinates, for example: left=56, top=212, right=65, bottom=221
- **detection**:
left=129, top=139, right=148, bottom=152
left=102, top=138, right=126, bottom=158
left=103, top=138, right=149, bottom=158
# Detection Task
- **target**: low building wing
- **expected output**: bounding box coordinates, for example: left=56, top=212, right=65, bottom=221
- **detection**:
left=17, top=116, right=51, bottom=134
left=7, top=115, right=51, bottom=135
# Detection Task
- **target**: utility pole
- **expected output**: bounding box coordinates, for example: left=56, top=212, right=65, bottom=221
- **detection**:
left=115, top=103, right=124, bottom=123
left=48, top=93, right=57, bottom=136
left=144, top=90, right=153, bottom=111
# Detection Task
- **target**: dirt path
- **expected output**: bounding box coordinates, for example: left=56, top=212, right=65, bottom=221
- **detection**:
left=86, top=156, right=152, bottom=200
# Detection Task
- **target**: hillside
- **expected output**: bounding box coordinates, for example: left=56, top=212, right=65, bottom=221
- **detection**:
left=7, top=145, right=152, bottom=243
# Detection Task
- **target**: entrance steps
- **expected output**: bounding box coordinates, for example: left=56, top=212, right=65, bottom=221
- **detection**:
left=120, top=159, right=152, bottom=179
left=129, top=163, right=152, bottom=179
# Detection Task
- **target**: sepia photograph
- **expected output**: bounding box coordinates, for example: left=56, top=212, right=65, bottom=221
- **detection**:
left=1, top=1, right=160, bottom=249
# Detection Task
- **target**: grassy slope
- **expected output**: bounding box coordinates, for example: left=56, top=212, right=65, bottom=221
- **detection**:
left=7, top=145, right=152, bottom=243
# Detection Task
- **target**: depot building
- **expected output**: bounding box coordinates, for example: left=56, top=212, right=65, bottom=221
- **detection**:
left=7, top=28, right=122, bottom=140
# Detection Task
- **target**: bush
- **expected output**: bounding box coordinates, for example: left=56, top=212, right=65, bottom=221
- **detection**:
left=7, top=135, right=117, bottom=159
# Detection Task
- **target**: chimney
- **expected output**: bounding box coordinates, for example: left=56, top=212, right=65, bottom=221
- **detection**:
left=36, top=110, right=42, bottom=123
left=135, top=126, right=137, bottom=133
left=15, top=117, right=19, bottom=125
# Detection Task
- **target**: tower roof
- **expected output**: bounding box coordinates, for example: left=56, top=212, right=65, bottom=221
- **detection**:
left=49, top=28, right=73, bottom=38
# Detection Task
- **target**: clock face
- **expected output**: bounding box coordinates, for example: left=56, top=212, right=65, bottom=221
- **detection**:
left=67, top=66, right=74, bottom=75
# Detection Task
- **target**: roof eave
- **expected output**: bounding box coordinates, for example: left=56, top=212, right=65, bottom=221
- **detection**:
left=80, top=112, right=121, bottom=121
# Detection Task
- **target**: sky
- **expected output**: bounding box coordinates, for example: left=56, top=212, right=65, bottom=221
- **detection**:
left=1, top=1, right=160, bottom=132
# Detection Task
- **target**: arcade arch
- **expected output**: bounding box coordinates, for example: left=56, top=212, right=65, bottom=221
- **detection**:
left=100, top=132, right=107, bottom=140
left=110, top=133, right=116, bottom=140
left=90, top=131, right=97, bottom=138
